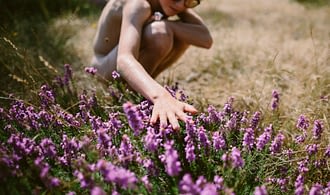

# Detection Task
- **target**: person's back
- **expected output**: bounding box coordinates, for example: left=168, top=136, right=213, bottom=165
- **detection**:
left=91, top=0, right=213, bottom=129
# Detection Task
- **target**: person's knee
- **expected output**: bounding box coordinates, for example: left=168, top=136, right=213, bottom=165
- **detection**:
left=142, top=21, right=173, bottom=56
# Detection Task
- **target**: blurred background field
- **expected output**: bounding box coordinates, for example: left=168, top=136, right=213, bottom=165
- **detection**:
left=1, top=0, right=329, bottom=129
left=0, top=0, right=330, bottom=194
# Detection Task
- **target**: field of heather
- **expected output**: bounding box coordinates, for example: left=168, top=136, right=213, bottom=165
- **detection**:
left=0, top=0, right=329, bottom=194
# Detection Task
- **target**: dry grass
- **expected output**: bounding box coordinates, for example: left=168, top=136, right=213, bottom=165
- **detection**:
left=59, top=0, right=329, bottom=128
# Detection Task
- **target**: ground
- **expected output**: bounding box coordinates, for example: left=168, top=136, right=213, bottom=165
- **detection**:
left=59, top=0, right=330, bottom=114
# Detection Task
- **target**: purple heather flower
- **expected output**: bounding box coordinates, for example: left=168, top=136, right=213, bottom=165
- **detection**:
left=312, top=120, right=323, bottom=140
left=295, top=174, right=304, bottom=195
left=271, top=90, right=280, bottom=110
left=160, top=140, right=181, bottom=176
left=118, top=134, right=134, bottom=162
left=91, top=186, right=106, bottom=195
left=204, top=105, right=223, bottom=124
left=185, top=135, right=196, bottom=162
left=201, top=183, right=218, bottom=195
left=213, top=175, right=224, bottom=190
left=250, top=111, right=261, bottom=130
left=325, top=145, right=330, bottom=157
left=97, top=160, right=137, bottom=189
left=123, top=102, right=144, bottom=135
left=197, top=126, right=211, bottom=149
left=144, top=127, right=162, bottom=152
left=270, top=132, right=285, bottom=154
left=305, top=144, right=318, bottom=156
left=295, top=135, right=306, bottom=144
left=141, top=175, right=152, bottom=191
left=39, top=85, right=55, bottom=107
left=296, top=114, right=309, bottom=131
left=63, top=64, right=72, bottom=85
left=256, top=124, right=273, bottom=151
left=309, top=183, right=323, bottom=195
left=112, top=70, right=120, bottom=79
left=40, top=138, right=57, bottom=157
left=85, top=66, right=97, bottom=75
left=223, top=97, right=234, bottom=114
left=297, top=159, right=309, bottom=174
left=74, top=170, right=94, bottom=189
left=226, top=112, right=238, bottom=130
left=243, top=127, right=255, bottom=151
left=212, top=131, right=226, bottom=151
left=96, top=127, right=112, bottom=149
left=179, top=174, right=201, bottom=195
left=254, top=185, right=268, bottom=195
left=185, top=119, right=197, bottom=137
left=230, top=147, right=244, bottom=168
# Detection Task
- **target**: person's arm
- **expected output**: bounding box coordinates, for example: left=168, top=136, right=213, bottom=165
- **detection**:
left=168, top=9, right=213, bottom=49
left=116, top=0, right=197, bottom=130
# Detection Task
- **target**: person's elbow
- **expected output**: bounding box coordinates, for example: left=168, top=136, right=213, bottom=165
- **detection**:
left=116, top=54, right=133, bottom=76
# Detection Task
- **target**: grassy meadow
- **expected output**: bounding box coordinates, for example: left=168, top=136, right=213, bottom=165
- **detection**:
left=0, top=0, right=329, bottom=194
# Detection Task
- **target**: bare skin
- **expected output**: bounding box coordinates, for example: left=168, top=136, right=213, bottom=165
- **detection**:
left=91, top=0, right=213, bottom=130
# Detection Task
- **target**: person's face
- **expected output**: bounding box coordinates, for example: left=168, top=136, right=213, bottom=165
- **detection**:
left=159, top=0, right=200, bottom=16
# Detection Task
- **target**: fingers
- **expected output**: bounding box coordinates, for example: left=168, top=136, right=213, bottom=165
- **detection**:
left=150, top=109, right=158, bottom=125
left=168, top=112, right=179, bottom=130
left=183, top=103, right=198, bottom=114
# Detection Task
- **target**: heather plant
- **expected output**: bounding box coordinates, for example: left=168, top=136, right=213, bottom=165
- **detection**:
left=0, top=66, right=329, bottom=195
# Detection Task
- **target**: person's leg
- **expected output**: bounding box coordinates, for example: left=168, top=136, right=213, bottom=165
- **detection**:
left=91, top=46, right=118, bottom=81
left=139, top=21, right=189, bottom=78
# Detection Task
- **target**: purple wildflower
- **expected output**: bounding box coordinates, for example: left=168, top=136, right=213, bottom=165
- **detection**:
left=223, top=97, right=234, bottom=114
left=144, top=127, right=162, bottom=152
left=212, top=131, right=226, bottom=151
left=185, top=135, right=196, bottom=162
left=118, top=134, right=134, bottom=162
left=63, top=64, right=72, bottom=85
left=305, top=144, right=318, bottom=156
left=309, top=183, right=323, bottom=195
left=312, top=120, right=323, bottom=140
left=297, top=159, right=309, bottom=174
left=325, top=145, right=330, bottom=157
left=112, top=70, right=120, bottom=79
left=295, top=174, right=304, bottom=195
left=254, top=185, right=268, bottom=195
left=85, top=66, right=97, bottom=75
left=179, top=174, right=201, bottom=195
left=40, top=138, right=57, bottom=157
left=97, top=160, right=137, bottom=189
left=123, top=102, right=144, bottom=135
left=159, top=140, right=181, bottom=176
left=226, top=112, right=238, bottom=130
left=141, top=175, right=152, bottom=191
left=271, top=90, right=280, bottom=110
left=269, top=132, right=285, bottom=154
left=201, top=183, right=218, bottom=195
left=39, top=85, right=55, bottom=107
left=296, top=114, right=309, bottom=131
left=197, top=126, right=211, bottom=149
left=91, top=186, right=106, bottom=195
left=213, top=175, right=224, bottom=190
left=250, top=111, right=261, bottom=130
left=230, top=147, right=244, bottom=168
left=256, top=124, right=273, bottom=151
left=294, top=134, right=306, bottom=144
left=242, top=127, right=255, bottom=151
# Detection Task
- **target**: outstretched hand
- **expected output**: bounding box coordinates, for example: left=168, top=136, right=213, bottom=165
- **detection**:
left=150, top=93, right=198, bottom=130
